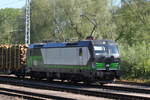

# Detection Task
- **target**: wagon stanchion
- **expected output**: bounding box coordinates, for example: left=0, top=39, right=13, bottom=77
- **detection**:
left=0, top=44, right=27, bottom=74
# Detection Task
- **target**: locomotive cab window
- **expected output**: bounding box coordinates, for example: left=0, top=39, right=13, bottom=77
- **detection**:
left=79, top=48, right=83, bottom=56
left=94, top=46, right=106, bottom=56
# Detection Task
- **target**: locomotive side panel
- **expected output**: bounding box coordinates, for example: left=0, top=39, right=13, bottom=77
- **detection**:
left=41, top=47, right=90, bottom=65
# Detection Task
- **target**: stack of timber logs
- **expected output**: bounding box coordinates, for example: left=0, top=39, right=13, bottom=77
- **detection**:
left=0, top=44, right=28, bottom=72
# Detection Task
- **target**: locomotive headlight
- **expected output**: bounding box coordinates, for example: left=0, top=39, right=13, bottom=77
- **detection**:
left=106, top=64, right=110, bottom=67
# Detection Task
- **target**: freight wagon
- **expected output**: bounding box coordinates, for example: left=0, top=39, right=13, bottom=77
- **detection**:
left=0, top=45, right=27, bottom=74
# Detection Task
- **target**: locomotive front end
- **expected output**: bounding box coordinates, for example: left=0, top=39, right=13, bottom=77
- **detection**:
left=93, top=40, right=121, bottom=83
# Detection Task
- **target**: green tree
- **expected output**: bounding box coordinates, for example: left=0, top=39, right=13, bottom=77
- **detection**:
left=30, top=0, right=115, bottom=42
left=115, top=0, right=150, bottom=45
left=115, top=0, right=150, bottom=78
left=0, top=8, right=24, bottom=44
left=31, top=0, right=55, bottom=43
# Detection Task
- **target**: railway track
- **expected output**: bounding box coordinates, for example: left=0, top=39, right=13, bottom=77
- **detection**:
left=0, top=86, right=75, bottom=100
left=0, top=75, right=150, bottom=100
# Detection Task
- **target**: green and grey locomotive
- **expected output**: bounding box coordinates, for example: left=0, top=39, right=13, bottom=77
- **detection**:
left=27, top=40, right=121, bottom=84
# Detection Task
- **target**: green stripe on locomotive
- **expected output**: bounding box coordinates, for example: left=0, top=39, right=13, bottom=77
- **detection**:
left=96, top=63, right=105, bottom=69
left=96, top=62, right=120, bottom=70
left=27, top=56, right=43, bottom=67
left=110, top=63, right=120, bottom=69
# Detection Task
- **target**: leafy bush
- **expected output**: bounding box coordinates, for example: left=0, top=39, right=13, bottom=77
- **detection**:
left=120, top=42, right=150, bottom=79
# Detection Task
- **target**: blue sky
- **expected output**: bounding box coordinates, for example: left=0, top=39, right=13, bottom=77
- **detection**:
left=113, top=0, right=121, bottom=7
left=0, top=0, right=26, bottom=9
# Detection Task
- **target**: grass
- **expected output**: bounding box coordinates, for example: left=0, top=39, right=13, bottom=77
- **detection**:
left=119, top=77, right=150, bottom=85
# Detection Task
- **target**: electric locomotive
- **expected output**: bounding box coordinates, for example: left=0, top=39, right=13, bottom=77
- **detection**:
left=26, top=40, right=120, bottom=84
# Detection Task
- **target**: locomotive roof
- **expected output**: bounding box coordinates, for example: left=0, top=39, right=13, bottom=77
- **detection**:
left=92, top=40, right=117, bottom=45
left=29, top=43, right=45, bottom=48
left=29, top=41, right=93, bottom=48
left=29, top=40, right=117, bottom=49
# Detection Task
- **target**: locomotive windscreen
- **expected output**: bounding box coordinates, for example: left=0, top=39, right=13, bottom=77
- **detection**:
left=93, top=40, right=120, bottom=58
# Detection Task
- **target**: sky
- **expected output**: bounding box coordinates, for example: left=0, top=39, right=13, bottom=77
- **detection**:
left=113, top=0, right=122, bottom=7
left=0, top=0, right=26, bottom=9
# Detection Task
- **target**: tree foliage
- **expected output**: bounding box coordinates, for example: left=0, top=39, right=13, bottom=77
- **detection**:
left=115, top=0, right=150, bottom=45
left=120, top=42, right=150, bottom=78
left=115, top=0, right=150, bottom=78
left=0, top=8, right=24, bottom=44
left=30, top=0, right=115, bottom=42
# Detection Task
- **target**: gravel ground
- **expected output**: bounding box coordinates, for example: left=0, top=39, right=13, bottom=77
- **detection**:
left=0, top=84, right=112, bottom=100
left=0, top=94, right=111, bottom=100
left=0, top=94, right=26, bottom=100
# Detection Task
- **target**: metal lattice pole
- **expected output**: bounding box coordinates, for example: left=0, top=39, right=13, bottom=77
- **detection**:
left=25, top=0, right=31, bottom=45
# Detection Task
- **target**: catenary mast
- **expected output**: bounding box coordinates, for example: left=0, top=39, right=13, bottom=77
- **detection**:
left=25, top=0, right=31, bottom=45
